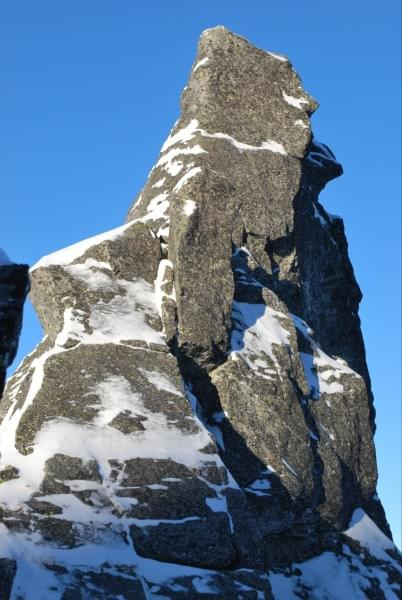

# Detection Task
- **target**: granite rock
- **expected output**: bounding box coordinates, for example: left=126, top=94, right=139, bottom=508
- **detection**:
left=0, top=27, right=400, bottom=599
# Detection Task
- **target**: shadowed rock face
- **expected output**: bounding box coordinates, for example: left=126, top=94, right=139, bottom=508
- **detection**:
left=0, top=262, right=29, bottom=397
left=0, top=27, right=400, bottom=599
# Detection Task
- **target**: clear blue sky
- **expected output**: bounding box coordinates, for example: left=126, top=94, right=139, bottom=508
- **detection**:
left=1, top=1, right=400, bottom=546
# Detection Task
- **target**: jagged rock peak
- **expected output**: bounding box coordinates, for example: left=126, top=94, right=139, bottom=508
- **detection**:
left=0, top=248, right=29, bottom=397
left=180, top=25, right=318, bottom=158
left=0, top=28, right=400, bottom=599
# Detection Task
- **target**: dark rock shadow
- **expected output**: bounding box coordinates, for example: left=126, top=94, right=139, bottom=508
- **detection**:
left=169, top=258, right=336, bottom=568
left=176, top=345, right=339, bottom=568
left=164, top=149, right=385, bottom=563
left=0, top=559, right=17, bottom=600
left=0, top=264, right=30, bottom=399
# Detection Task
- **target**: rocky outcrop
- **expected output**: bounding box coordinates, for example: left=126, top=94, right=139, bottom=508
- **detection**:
left=0, top=27, right=400, bottom=599
left=0, top=250, right=29, bottom=397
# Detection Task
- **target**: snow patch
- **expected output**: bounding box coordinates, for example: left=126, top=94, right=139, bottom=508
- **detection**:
left=183, top=200, right=197, bottom=216
left=282, top=92, right=309, bottom=109
left=160, top=119, right=287, bottom=158
left=205, top=496, right=229, bottom=515
left=152, top=178, right=166, bottom=189
left=32, top=222, right=135, bottom=271
left=193, top=57, right=209, bottom=72
left=294, top=118, right=309, bottom=129
left=89, top=375, right=144, bottom=427
left=161, top=120, right=200, bottom=152
left=201, top=129, right=287, bottom=155
left=231, top=302, right=291, bottom=377
left=245, top=478, right=271, bottom=497
left=138, top=192, right=169, bottom=223
left=267, top=51, right=287, bottom=62
left=345, top=509, right=397, bottom=564
left=192, top=575, right=218, bottom=594
left=157, top=145, right=207, bottom=177
left=269, top=550, right=384, bottom=600
left=282, top=459, right=298, bottom=477
left=154, top=259, right=175, bottom=320
left=0, top=371, right=214, bottom=508
left=0, top=277, right=166, bottom=501
left=292, top=314, right=359, bottom=400
left=174, top=167, right=202, bottom=192
left=157, top=225, right=170, bottom=239
left=64, top=259, right=113, bottom=290
left=139, top=368, right=183, bottom=397
left=87, top=279, right=164, bottom=346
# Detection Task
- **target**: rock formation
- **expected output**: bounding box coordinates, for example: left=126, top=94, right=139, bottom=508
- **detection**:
left=0, top=249, right=29, bottom=398
left=0, top=27, right=400, bottom=599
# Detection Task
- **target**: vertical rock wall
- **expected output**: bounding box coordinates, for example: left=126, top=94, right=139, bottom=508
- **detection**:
left=0, top=257, right=29, bottom=397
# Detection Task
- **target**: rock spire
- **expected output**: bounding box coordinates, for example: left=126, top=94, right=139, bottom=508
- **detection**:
left=0, top=27, right=400, bottom=599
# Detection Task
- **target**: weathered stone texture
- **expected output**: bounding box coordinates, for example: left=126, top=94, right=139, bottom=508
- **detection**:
left=0, top=26, right=399, bottom=599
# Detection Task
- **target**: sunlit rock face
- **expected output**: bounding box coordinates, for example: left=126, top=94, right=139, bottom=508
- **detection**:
left=0, top=27, right=400, bottom=599
left=0, top=250, right=29, bottom=398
